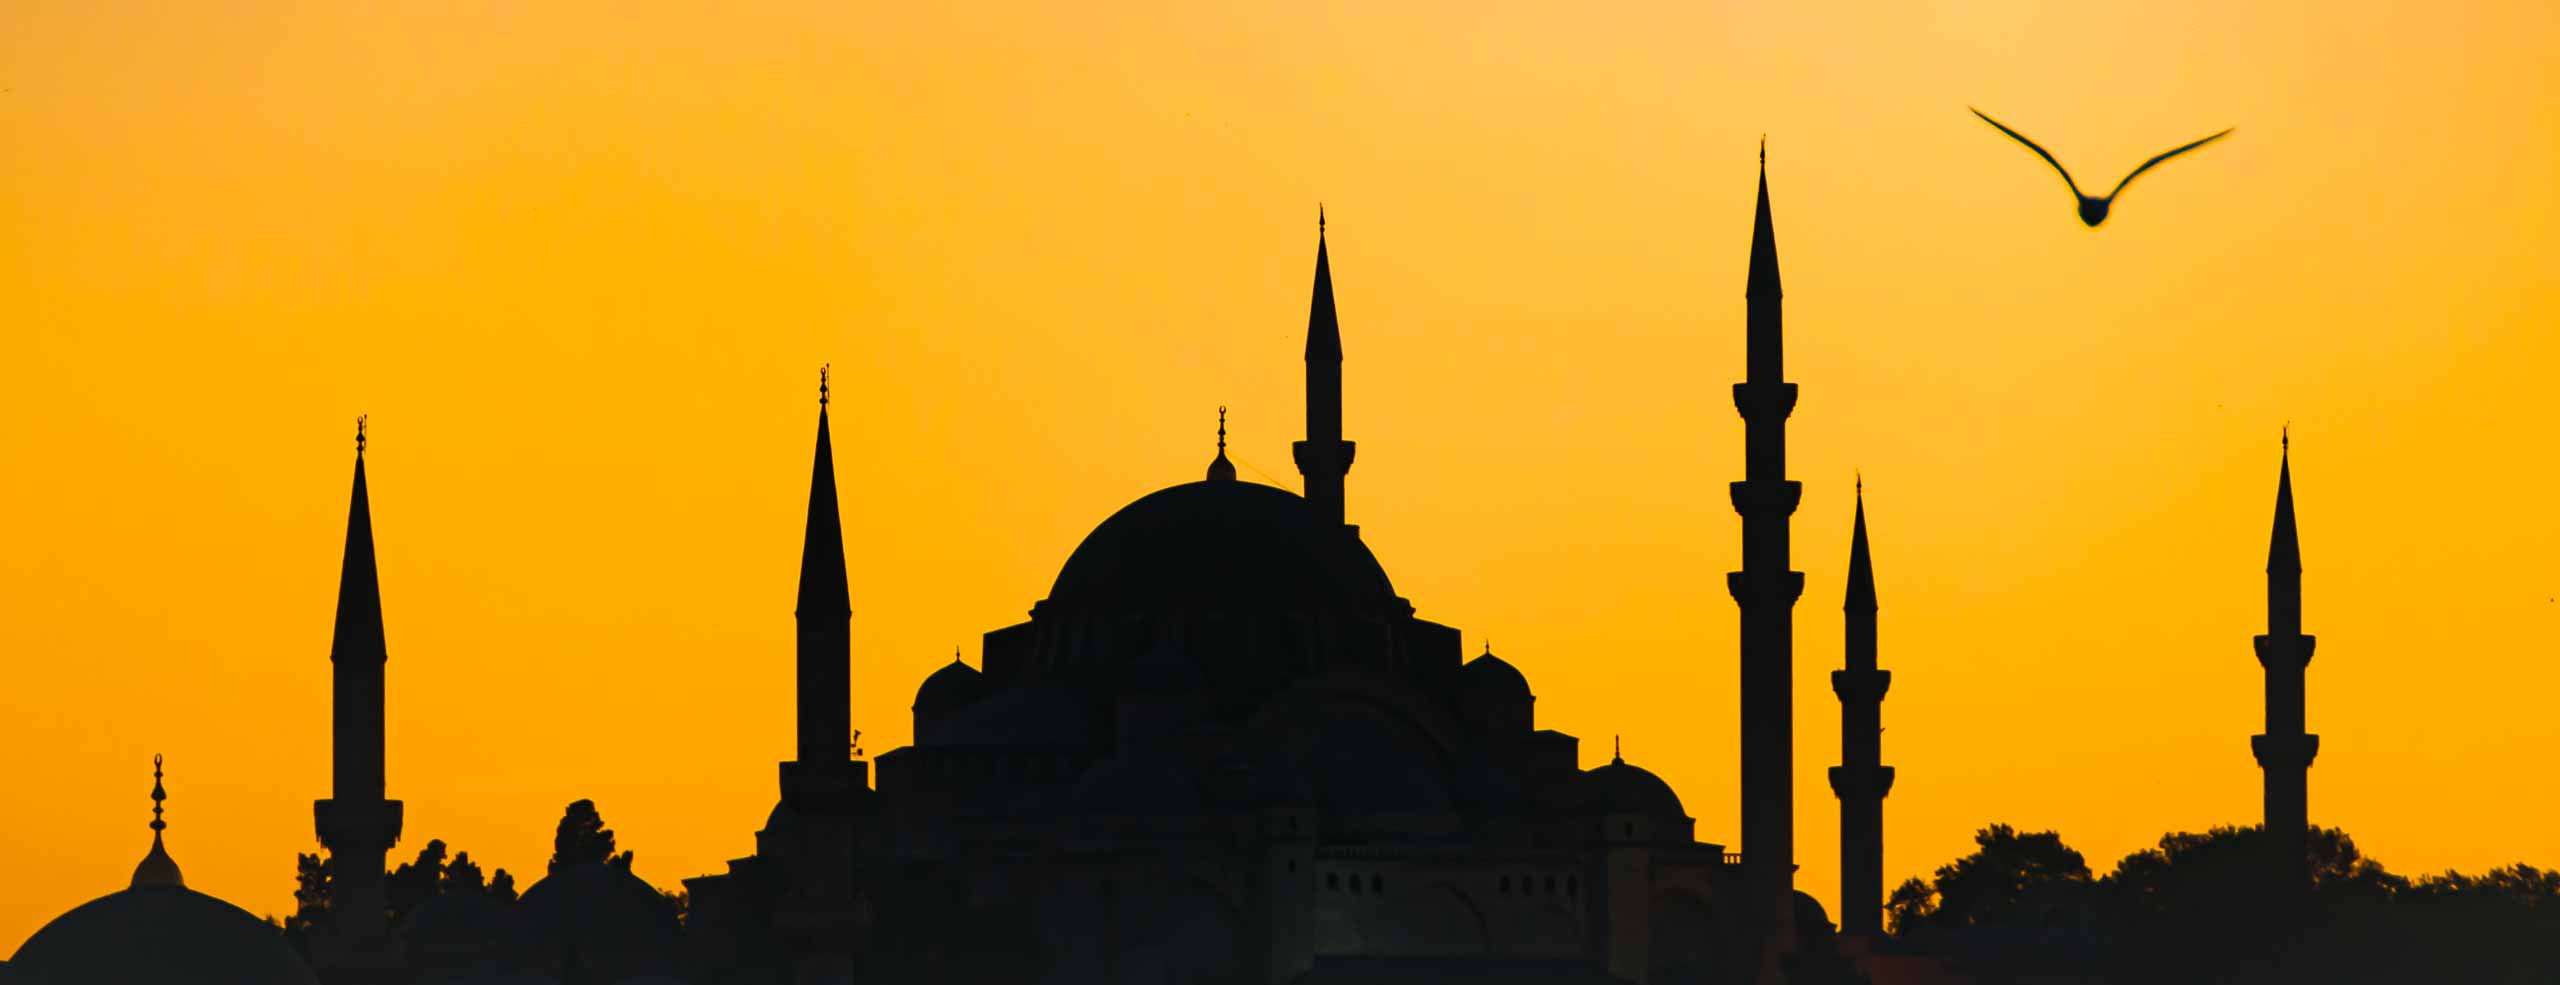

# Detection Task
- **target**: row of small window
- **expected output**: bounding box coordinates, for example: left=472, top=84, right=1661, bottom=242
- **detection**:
left=1500, top=873, right=1577, bottom=897
left=1325, top=871, right=1385, bottom=894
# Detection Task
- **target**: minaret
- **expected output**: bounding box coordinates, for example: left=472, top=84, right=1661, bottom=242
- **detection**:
left=1829, top=479, right=1893, bottom=937
left=1293, top=207, right=1355, bottom=528
left=782, top=366, right=862, bottom=811
left=314, top=416, right=403, bottom=954
left=1728, top=142, right=1804, bottom=934
left=2251, top=430, right=2317, bottom=885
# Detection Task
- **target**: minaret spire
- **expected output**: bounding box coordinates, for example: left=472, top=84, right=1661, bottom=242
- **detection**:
left=1830, top=480, right=1893, bottom=937
left=2253, top=429, right=2317, bottom=889
left=795, top=365, right=853, bottom=767
left=1293, top=207, right=1355, bottom=527
left=1728, top=144, right=1804, bottom=954
left=314, top=417, right=405, bottom=957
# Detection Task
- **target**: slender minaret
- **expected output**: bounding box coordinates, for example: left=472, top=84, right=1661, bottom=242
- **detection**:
left=2252, top=429, right=2317, bottom=885
left=1729, top=142, right=1804, bottom=935
left=790, top=366, right=854, bottom=780
left=1829, top=479, right=1894, bottom=937
left=1293, top=207, right=1355, bottom=528
left=314, top=416, right=403, bottom=950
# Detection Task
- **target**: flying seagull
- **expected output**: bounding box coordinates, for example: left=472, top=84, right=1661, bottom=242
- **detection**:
left=1971, top=108, right=2232, bottom=227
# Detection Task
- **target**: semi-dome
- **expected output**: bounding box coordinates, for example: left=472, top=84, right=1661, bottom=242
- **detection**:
left=1046, top=481, right=1397, bottom=611
left=8, top=884, right=322, bottom=985
left=1582, top=757, right=1686, bottom=821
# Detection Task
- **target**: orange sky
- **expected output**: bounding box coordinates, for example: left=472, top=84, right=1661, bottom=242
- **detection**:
left=4, top=0, right=2558, bottom=947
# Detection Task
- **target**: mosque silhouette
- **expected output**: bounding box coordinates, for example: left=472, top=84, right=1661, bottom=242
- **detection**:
left=1, top=153, right=2317, bottom=985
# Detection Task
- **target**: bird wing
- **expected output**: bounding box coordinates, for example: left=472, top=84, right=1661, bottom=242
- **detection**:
left=2106, top=127, right=2233, bottom=200
left=1971, top=107, right=2084, bottom=199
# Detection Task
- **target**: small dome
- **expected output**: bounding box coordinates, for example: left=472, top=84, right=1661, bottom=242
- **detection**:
left=7, top=884, right=322, bottom=985
left=1459, top=651, right=1531, bottom=701
left=1582, top=758, right=1686, bottom=821
left=912, top=658, right=986, bottom=716
left=516, top=863, right=679, bottom=970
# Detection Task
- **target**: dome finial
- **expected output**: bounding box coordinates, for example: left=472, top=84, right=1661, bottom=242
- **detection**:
left=150, top=753, right=166, bottom=832
left=1206, top=405, right=1237, bottom=481
left=1613, top=735, right=1623, bottom=765
left=132, top=753, right=183, bottom=888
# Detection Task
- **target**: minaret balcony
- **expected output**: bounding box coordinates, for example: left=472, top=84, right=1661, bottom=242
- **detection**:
left=2252, top=633, right=2318, bottom=670
left=314, top=798, right=404, bottom=853
left=2250, top=733, right=2321, bottom=769
left=1725, top=570, right=1806, bottom=606
left=1826, top=765, right=1896, bottom=799
left=1728, top=479, right=1803, bottom=516
left=1830, top=669, right=1892, bottom=702
left=1730, top=382, right=1799, bottom=421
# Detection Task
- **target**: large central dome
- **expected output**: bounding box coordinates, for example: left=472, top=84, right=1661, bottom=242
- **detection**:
left=1046, top=480, right=1397, bottom=611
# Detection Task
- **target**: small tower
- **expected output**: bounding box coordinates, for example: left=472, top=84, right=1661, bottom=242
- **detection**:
left=2251, top=430, right=2318, bottom=886
left=312, top=417, right=405, bottom=976
left=1728, top=142, right=1806, bottom=947
left=1829, top=479, right=1893, bottom=938
left=1292, top=207, right=1356, bottom=528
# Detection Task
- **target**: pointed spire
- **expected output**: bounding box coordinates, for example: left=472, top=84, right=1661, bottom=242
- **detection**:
left=132, top=754, right=183, bottom=888
left=1846, top=475, right=1877, bottom=611
left=1747, top=141, right=1782, bottom=299
left=2268, top=428, right=2300, bottom=575
left=332, top=419, right=386, bottom=670
left=1206, top=405, right=1237, bottom=482
left=799, top=366, right=851, bottom=620
left=1306, top=207, right=1341, bottom=361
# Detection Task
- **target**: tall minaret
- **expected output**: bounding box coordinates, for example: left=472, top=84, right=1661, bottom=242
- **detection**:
left=2251, top=430, right=2317, bottom=884
left=1729, top=142, right=1804, bottom=931
left=782, top=366, right=859, bottom=810
left=1293, top=208, right=1355, bottom=528
left=1829, top=479, right=1893, bottom=938
left=314, top=417, right=403, bottom=954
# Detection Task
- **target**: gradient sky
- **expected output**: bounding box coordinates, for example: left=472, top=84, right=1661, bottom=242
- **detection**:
left=4, top=0, right=2557, bottom=948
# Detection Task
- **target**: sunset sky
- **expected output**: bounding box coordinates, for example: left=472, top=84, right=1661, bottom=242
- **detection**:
left=4, top=0, right=2557, bottom=947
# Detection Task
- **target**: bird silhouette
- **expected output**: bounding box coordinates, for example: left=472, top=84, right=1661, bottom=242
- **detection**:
left=1971, top=108, right=2232, bottom=227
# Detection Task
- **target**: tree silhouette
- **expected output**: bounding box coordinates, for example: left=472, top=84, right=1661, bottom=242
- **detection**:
left=549, top=798, right=635, bottom=874
left=1888, top=823, right=2091, bottom=935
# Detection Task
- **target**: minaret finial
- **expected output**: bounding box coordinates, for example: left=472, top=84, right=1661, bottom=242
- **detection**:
left=355, top=415, right=368, bottom=455
left=1318, top=203, right=1325, bottom=234
left=1760, top=135, right=1766, bottom=166
left=819, top=364, right=831, bottom=407
left=1855, top=469, right=1862, bottom=497
left=2282, top=423, right=2289, bottom=452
